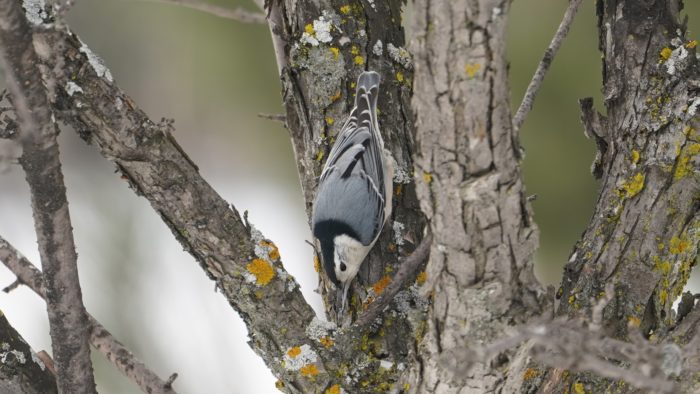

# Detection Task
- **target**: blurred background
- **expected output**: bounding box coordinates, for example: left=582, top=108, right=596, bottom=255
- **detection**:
left=0, top=0, right=697, bottom=392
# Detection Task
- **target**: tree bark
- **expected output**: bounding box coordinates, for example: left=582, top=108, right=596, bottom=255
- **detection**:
left=406, top=0, right=543, bottom=391
left=0, top=312, right=58, bottom=394
left=0, top=1, right=96, bottom=392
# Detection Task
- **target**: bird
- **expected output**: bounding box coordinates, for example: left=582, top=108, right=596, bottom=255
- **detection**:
left=312, top=71, right=394, bottom=319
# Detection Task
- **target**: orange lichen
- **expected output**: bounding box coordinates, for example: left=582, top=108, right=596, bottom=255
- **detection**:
left=331, top=91, right=342, bottom=102
left=416, top=271, right=427, bottom=285
left=261, top=240, right=280, bottom=261
left=373, top=275, right=391, bottom=294
left=320, top=336, right=334, bottom=348
left=465, top=63, right=481, bottom=78
left=247, top=258, right=275, bottom=285
left=326, top=384, right=341, bottom=394
left=669, top=235, right=689, bottom=254
left=300, top=364, right=319, bottom=377
left=523, top=368, right=539, bottom=380
left=287, top=346, right=301, bottom=358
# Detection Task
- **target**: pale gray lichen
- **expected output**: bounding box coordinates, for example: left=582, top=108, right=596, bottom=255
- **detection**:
left=392, top=165, right=412, bottom=184
left=79, top=41, right=114, bottom=82
left=392, top=221, right=405, bottom=246
left=290, top=45, right=346, bottom=108
left=65, top=82, right=83, bottom=96
left=305, top=317, right=336, bottom=341
left=30, top=350, right=45, bottom=371
left=687, top=96, right=700, bottom=117
left=276, top=268, right=299, bottom=292
left=23, top=0, right=48, bottom=26
left=0, top=343, right=26, bottom=365
left=387, top=43, right=412, bottom=69
left=372, top=40, right=383, bottom=56
left=282, top=344, right=318, bottom=371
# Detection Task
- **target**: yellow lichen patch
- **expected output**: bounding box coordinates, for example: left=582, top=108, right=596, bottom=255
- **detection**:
left=373, top=275, right=391, bottom=294
left=351, top=45, right=360, bottom=55
left=320, top=336, right=334, bottom=348
left=416, top=271, right=427, bottom=285
left=621, top=172, right=645, bottom=198
left=329, top=47, right=340, bottom=59
left=313, top=255, right=321, bottom=273
left=305, top=23, right=315, bottom=35
left=354, top=55, right=365, bottom=65
left=523, top=368, right=539, bottom=380
left=326, top=384, right=341, bottom=394
left=573, top=382, right=586, bottom=394
left=628, top=315, right=641, bottom=328
left=403, top=383, right=410, bottom=391
left=422, top=171, right=433, bottom=183
left=464, top=63, right=481, bottom=78
left=687, top=40, right=698, bottom=49
left=325, top=117, right=335, bottom=125
left=631, top=150, right=640, bottom=164
left=316, top=150, right=325, bottom=162
left=669, top=235, right=689, bottom=254
left=660, top=47, right=673, bottom=62
left=674, top=143, right=700, bottom=180
left=339, top=5, right=350, bottom=14
left=568, top=294, right=576, bottom=304
left=654, top=259, right=671, bottom=274
left=396, top=71, right=404, bottom=82
left=287, top=346, right=302, bottom=358
left=247, top=258, right=275, bottom=286
left=275, top=380, right=285, bottom=390
left=387, top=243, right=397, bottom=252
left=659, top=288, right=669, bottom=305
left=300, top=364, right=319, bottom=377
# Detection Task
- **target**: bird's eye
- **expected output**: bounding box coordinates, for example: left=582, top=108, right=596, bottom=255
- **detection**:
left=340, top=262, right=347, bottom=271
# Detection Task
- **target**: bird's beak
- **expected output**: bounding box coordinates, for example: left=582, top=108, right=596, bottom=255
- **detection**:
left=336, top=282, right=350, bottom=318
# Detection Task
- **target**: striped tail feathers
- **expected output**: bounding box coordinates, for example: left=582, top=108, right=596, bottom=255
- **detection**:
left=354, top=71, right=380, bottom=131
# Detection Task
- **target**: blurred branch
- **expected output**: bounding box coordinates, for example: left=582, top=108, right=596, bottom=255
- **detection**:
left=0, top=1, right=96, bottom=392
left=257, top=112, right=286, bottom=123
left=138, top=0, right=266, bottom=23
left=0, top=311, right=58, bottom=393
left=512, top=0, right=583, bottom=133
left=0, top=236, right=178, bottom=394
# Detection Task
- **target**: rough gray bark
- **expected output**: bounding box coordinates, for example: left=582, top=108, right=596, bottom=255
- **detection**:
left=544, top=0, right=700, bottom=391
left=0, top=1, right=96, bottom=392
left=0, top=311, right=58, bottom=394
left=0, top=236, right=177, bottom=394
left=406, top=0, right=543, bottom=391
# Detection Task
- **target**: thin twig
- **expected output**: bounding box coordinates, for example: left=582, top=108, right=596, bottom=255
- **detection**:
left=0, top=2, right=97, bottom=391
left=257, top=113, right=287, bottom=123
left=135, top=0, right=266, bottom=24
left=355, top=233, right=432, bottom=327
left=2, top=278, right=21, bottom=293
left=0, top=236, right=178, bottom=394
left=512, top=0, right=583, bottom=133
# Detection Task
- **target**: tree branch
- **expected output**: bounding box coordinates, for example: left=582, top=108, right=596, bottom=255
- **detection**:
left=0, top=235, right=178, bottom=394
left=135, top=0, right=266, bottom=24
left=0, top=1, right=96, bottom=392
left=0, top=311, right=58, bottom=393
left=512, top=0, right=583, bottom=133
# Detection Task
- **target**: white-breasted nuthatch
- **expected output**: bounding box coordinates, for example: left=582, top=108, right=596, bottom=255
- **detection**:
left=312, top=71, right=393, bottom=317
